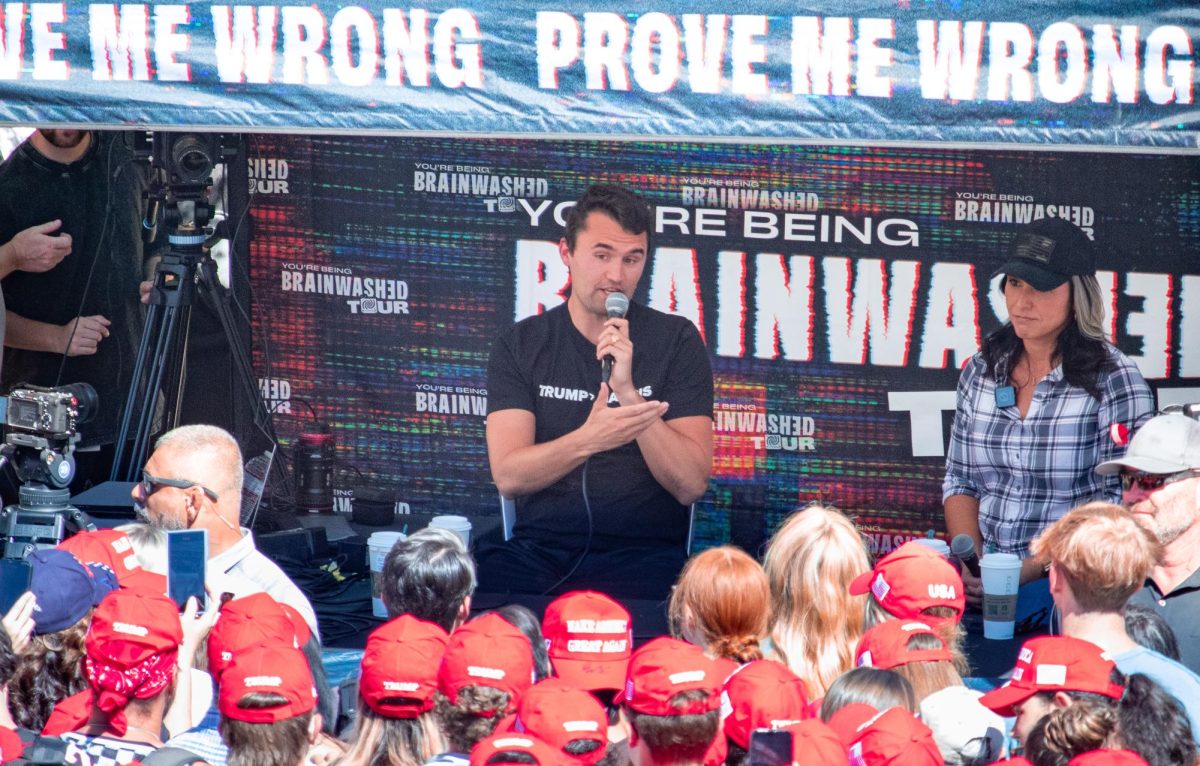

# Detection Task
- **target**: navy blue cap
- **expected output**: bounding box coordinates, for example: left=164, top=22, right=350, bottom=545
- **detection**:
left=29, top=549, right=115, bottom=635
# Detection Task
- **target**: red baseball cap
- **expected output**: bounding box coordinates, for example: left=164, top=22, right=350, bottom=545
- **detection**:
left=827, top=703, right=879, bottom=748
left=503, top=679, right=608, bottom=765
left=619, top=637, right=720, bottom=717
left=1068, top=751, right=1149, bottom=766
left=469, top=732, right=570, bottom=766
left=784, top=720, right=850, bottom=765
left=720, top=660, right=810, bottom=748
left=86, top=588, right=182, bottom=667
left=847, top=707, right=941, bottom=766
left=978, top=636, right=1123, bottom=717
left=849, top=542, right=964, bottom=626
left=57, top=529, right=163, bottom=593
left=208, top=593, right=305, bottom=678
left=360, top=615, right=449, bottom=718
left=439, top=613, right=536, bottom=711
left=543, top=591, right=632, bottom=692
left=218, top=643, right=317, bottom=723
left=854, top=621, right=953, bottom=670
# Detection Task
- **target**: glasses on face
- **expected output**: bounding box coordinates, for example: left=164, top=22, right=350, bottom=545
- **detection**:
left=140, top=470, right=220, bottom=503
left=1120, top=469, right=1198, bottom=493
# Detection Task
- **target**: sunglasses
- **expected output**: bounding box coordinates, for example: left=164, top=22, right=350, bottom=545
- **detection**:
left=1120, top=469, right=1198, bottom=493
left=140, top=470, right=220, bottom=503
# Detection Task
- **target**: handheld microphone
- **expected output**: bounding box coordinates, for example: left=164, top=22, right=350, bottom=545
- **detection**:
left=950, top=533, right=981, bottom=578
left=600, top=292, right=629, bottom=384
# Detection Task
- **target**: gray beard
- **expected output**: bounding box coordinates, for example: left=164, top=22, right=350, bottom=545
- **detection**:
left=135, top=502, right=187, bottom=531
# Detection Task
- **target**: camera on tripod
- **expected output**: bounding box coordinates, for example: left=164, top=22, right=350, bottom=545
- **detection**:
left=2, top=382, right=96, bottom=488
left=135, top=131, right=239, bottom=238
left=0, top=382, right=97, bottom=559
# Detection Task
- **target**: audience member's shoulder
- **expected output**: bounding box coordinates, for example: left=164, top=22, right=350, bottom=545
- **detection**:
left=1123, top=646, right=1200, bottom=684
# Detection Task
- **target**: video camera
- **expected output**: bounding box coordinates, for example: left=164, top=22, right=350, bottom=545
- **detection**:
left=134, top=131, right=239, bottom=239
left=0, top=382, right=97, bottom=559
left=0, top=382, right=96, bottom=489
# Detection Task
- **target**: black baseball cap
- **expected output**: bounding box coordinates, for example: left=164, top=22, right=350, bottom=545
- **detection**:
left=994, top=217, right=1096, bottom=291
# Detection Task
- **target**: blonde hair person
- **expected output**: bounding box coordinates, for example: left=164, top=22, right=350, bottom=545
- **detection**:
left=763, top=504, right=870, bottom=697
left=668, top=545, right=770, bottom=665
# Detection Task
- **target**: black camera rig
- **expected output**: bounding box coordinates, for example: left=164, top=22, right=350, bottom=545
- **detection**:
left=0, top=382, right=98, bottom=558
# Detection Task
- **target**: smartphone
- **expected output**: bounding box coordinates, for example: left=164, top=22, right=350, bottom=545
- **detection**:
left=748, top=729, right=793, bottom=766
left=0, top=558, right=32, bottom=614
left=166, top=529, right=208, bottom=612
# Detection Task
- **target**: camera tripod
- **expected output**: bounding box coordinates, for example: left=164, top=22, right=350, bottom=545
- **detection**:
left=108, top=220, right=276, bottom=483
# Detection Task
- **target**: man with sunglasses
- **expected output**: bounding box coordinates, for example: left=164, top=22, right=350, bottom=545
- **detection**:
left=131, top=423, right=318, bottom=637
left=1096, top=411, right=1200, bottom=675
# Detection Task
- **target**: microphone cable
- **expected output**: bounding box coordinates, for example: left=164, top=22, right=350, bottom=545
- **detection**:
left=542, top=454, right=595, bottom=595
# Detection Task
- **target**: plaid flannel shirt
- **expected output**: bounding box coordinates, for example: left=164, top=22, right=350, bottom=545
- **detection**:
left=943, top=347, right=1153, bottom=557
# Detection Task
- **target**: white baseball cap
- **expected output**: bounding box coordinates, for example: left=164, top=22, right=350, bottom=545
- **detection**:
left=1095, top=413, right=1200, bottom=476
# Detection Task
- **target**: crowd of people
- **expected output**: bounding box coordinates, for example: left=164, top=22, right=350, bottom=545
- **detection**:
left=1, top=405, right=1198, bottom=766
left=0, top=137, right=1196, bottom=766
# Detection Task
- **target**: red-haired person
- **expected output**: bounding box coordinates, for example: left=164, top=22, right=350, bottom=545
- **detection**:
left=669, top=546, right=770, bottom=679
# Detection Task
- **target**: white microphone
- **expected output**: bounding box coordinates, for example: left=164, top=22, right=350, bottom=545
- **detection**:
left=601, top=293, right=629, bottom=384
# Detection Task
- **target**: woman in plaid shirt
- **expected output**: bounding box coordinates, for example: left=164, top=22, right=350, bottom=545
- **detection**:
left=943, top=217, right=1153, bottom=607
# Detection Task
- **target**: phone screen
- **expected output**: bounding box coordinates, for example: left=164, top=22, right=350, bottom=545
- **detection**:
left=0, top=559, right=32, bottom=614
left=748, top=729, right=793, bottom=766
left=167, top=529, right=208, bottom=612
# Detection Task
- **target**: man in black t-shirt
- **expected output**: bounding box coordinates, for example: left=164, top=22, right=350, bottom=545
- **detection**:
left=0, top=129, right=160, bottom=487
left=479, top=185, right=714, bottom=600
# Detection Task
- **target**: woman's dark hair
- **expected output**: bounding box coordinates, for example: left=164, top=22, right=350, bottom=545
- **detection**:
left=490, top=605, right=551, bottom=682
left=981, top=282, right=1113, bottom=401
left=1124, top=604, right=1181, bottom=661
left=0, top=625, right=15, bottom=686
left=818, top=667, right=917, bottom=720
left=1116, top=673, right=1196, bottom=766
left=9, top=617, right=90, bottom=731
left=300, top=633, right=337, bottom=734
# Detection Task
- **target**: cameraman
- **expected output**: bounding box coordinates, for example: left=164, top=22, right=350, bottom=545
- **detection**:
left=0, top=129, right=162, bottom=490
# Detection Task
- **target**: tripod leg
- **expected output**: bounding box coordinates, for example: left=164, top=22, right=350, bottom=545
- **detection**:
left=111, top=301, right=165, bottom=481
left=127, top=303, right=189, bottom=477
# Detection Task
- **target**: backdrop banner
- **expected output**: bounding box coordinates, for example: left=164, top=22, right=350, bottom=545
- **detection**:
left=0, top=2, right=1198, bottom=146
left=248, top=134, right=1200, bottom=552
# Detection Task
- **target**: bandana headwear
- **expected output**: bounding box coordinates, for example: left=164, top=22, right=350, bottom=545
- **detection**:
left=84, top=650, right=179, bottom=713
left=82, top=588, right=183, bottom=729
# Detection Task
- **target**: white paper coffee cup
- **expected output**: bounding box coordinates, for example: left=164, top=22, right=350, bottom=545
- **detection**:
left=428, top=515, right=472, bottom=548
left=367, top=530, right=406, bottom=618
left=980, top=552, right=1022, bottom=640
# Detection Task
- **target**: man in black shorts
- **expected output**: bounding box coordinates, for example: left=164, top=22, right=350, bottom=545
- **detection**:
left=479, top=184, right=713, bottom=601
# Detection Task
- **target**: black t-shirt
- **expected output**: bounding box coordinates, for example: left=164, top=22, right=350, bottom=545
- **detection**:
left=487, top=302, right=713, bottom=550
left=0, top=132, right=155, bottom=446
